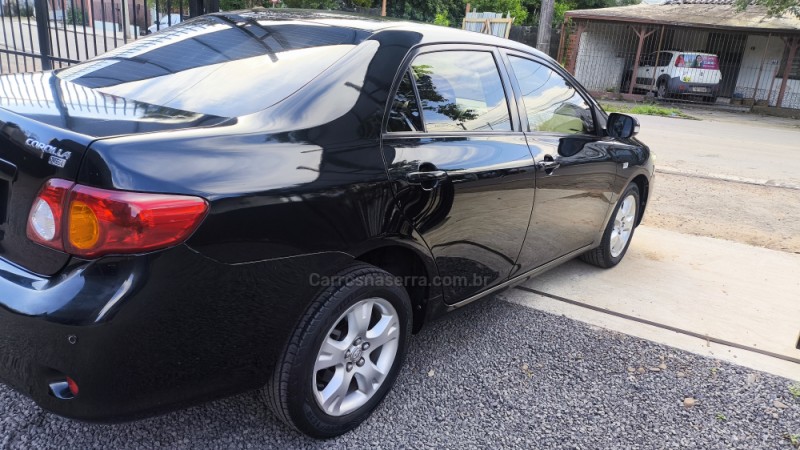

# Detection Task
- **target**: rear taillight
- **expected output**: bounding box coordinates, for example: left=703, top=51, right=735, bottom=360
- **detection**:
left=27, top=179, right=73, bottom=250
left=28, top=179, right=208, bottom=258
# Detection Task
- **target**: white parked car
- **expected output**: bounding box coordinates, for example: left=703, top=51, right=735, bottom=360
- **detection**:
left=147, top=13, right=183, bottom=34
left=630, top=51, right=722, bottom=101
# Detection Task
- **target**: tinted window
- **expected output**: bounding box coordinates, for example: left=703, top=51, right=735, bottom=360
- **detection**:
left=657, top=52, right=673, bottom=66
left=509, top=56, right=594, bottom=135
left=411, top=51, right=511, bottom=132
left=56, top=17, right=370, bottom=117
left=388, top=71, right=423, bottom=132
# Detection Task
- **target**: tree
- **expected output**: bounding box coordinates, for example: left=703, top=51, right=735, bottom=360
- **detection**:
left=470, top=0, right=528, bottom=24
left=735, top=0, right=799, bottom=16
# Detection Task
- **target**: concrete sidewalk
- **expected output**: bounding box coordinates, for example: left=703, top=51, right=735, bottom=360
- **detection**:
left=502, top=225, right=800, bottom=380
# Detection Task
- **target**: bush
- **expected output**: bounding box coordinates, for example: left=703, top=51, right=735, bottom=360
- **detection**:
left=66, top=5, right=87, bottom=25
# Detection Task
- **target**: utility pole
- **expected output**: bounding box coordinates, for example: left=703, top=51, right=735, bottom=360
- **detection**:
left=537, top=0, right=554, bottom=55
left=381, top=0, right=386, bottom=16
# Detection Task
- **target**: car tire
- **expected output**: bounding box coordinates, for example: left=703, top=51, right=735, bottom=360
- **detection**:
left=265, top=262, right=412, bottom=438
left=580, top=183, right=640, bottom=269
left=621, top=72, right=632, bottom=93
left=656, top=81, right=668, bottom=99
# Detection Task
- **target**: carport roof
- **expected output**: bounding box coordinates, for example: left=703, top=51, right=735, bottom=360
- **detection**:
left=565, top=0, right=800, bottom=33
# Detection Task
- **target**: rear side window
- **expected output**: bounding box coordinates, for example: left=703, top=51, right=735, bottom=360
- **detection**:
left=675, top=53, right=720, bottom=69
left=508, top=56, right=594, bottom=135
left=56, top=17, right=371, bottom=117
left=410, top=51, right=511, bottom=132
left=388, top=71, right=423, bottom=132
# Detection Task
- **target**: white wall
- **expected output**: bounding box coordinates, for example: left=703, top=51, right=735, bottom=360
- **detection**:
left=574, top=23, right=633, bottom=92
left=734, top=34, right=799, bottom=109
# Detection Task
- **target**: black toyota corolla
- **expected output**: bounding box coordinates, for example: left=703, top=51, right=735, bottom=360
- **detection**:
left=0, top=9, right=653, bottom=438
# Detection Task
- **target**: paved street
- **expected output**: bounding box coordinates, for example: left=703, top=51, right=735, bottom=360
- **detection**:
left=1, top=100, right=799, bottom=447
left=636, top=107, right=800, bottom=189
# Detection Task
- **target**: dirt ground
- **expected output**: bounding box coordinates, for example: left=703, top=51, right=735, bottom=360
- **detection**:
left=644, top=172, right=800, bottom=254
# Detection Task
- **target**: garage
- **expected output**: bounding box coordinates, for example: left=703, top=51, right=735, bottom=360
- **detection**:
left=558, top=0, right=800, bottom=111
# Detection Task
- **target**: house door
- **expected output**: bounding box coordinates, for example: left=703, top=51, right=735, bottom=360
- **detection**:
left=706, top=32, right=746, bottom=98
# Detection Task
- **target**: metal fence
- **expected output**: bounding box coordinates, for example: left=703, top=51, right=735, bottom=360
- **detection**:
left=0, top=0, right=217, bottom=74
left=560, top=20, right=800, bottom=109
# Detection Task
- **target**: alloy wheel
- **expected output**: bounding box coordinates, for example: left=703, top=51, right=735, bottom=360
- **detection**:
left=312, top=297, right=400, bottom=416
left=609, top=194, right=637, bottom=258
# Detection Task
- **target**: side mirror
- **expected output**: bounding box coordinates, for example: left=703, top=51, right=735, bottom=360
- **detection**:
left=606, top=113, right=640, bottom=139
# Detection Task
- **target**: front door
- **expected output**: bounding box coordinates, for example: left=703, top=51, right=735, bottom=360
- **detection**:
left=503, top=53, right=618, bottom=273
left=382, top=47, right=535, bottom=304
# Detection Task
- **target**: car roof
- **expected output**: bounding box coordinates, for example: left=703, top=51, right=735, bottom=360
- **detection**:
left=661, top=50, right=718, bottom=56
left=214, top=8, right=545, bottom=57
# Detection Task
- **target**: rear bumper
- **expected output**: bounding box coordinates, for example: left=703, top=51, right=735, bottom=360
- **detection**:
left=666, top=77, right=720, bottom=96
left=0, top=245, right=348, bottom=421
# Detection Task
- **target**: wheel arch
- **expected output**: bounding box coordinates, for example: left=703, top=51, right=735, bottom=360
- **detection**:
left=630, top=174, right=650, bottom=226
left=353, top=241, right=439, bottom=333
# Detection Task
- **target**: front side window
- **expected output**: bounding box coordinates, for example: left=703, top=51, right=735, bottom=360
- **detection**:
left=410, top=51, right=512, bottom=132
left=509, top=56, right=595, bottom=135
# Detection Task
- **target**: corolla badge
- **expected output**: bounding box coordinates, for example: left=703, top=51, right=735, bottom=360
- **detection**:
left=25, top=138, right=72, bottom=168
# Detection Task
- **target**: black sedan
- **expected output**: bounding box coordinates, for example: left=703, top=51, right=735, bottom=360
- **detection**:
left=0, top=9, right=653, bottom=438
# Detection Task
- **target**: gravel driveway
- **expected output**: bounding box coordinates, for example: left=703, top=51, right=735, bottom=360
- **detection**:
left=2, top=299, right=798, bottom=449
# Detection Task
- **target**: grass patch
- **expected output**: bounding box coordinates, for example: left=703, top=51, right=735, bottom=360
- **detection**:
left=601, top=102, right=697, bottom=120
left=790, top=382, right=800, bottom=398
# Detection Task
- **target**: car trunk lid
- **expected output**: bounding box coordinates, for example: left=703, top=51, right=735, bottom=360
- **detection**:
left=0, top=72, right=228, bottom=276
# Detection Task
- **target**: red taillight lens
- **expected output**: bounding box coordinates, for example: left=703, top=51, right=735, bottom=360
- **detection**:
left=66, top=376, right=79, bottom=396
left=28, top=179, right=208, bottom=258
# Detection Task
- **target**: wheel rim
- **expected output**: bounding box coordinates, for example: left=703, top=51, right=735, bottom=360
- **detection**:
left=657, top=83, right=666, bottom=98
left=312, top=297, right=400, bottom=417
left=609, top=194, right=637, bottom=258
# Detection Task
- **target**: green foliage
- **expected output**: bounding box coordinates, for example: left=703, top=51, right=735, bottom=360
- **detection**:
left=283, top=0, right=340, bottom=8
left=389, top=0, right=465, bottom=26
left=553, top=0, right=572, bottom=24
left=715, top=413, right=727, bottom=422
left=145, top=0, right=189, bottom=14
left=471, top=0, right=528, bottom=24
left=66, top=6, right=87, bottom=25
left=735, top=0, right=799, bottom=16
left=350, top=0, right=374, bottom=7
left=8, top=1, right=35, bottom=17
left=600, top=102, right=697, bottom=120
left=790, top=382, right=800, bottom=398
left=219, top=0, right=265, bottom=9
left=434, top=10, right=451, bottom=25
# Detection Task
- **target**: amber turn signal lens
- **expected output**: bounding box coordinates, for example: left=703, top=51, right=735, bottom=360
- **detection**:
left=69, top=201, right=100, bottom=250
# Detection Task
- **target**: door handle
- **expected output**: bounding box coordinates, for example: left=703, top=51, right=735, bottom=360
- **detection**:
left=537, top=160, right=560, bottom=171
left=407, top=170, right=448, bottom=183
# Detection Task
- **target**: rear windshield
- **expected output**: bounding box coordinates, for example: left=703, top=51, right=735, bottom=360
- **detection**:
left=56, top=15, right=371, bottom=117
left=675, top=53, right=719, bottom=69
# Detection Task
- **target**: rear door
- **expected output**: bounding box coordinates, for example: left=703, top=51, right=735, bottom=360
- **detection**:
left=503, top=52, right=617, bottom=273
left=382, top=45, right=535, bottom=304
left=635, top=52, right=672, bottom=92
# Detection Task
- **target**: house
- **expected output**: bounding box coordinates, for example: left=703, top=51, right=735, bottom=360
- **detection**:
left=559, top=0, right=800, bottom=110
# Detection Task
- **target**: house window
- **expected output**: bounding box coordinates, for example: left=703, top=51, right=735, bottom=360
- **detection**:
left=779, top=46, right=800, bottom=81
